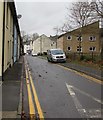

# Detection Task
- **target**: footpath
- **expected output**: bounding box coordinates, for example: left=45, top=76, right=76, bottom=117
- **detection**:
left=1, top=56, right=102, bottom=119
left=2, top=56, right=24, bottom=120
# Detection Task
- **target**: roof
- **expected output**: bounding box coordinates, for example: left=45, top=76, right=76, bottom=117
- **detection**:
left=8, top=1, right=21, bottom=39
left=49, top=48, right=62, bottom=51
left=58, top=21, right=100, bottom=39
left=49, top=35, right=58, bottom=41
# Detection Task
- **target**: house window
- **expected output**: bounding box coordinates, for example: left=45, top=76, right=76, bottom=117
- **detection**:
left=67, top=35, right=72, bottom=40
left=68, top=46, right=71, bottom=51
left=89, top=47, right=96, bottom=51
left=89, top=36, right=96, bottom=41
left=77, top=36, right=82, bottom=41
left=77, top=46, right=82, bottom=52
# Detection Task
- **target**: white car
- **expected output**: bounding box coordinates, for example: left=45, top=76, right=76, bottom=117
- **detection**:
left=47, top=49, right=66, bottom=62
left=32, top=53, right=38, bottom=56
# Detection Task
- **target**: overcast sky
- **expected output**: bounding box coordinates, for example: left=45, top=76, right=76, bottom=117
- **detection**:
left=15, top=2, right=69, bottom=36
left=15, top=0, right=86, bottom=36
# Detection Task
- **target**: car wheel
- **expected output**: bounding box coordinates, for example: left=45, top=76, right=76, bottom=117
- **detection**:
left=47, top=57, right=50, bottom=62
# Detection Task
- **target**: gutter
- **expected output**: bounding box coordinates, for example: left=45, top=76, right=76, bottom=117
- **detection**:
left=2, top=2, right=5, bottom=81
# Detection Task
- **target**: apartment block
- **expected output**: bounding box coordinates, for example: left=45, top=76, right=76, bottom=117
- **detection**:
left=57, top=21, right=101, bottom=55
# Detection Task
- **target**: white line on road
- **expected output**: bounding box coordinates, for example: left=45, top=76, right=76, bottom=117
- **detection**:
left=66, top=83, right=89, bottom=118
left=72, top=86, right=103, bottom=105
left=66, top=83, right=102, bottom=118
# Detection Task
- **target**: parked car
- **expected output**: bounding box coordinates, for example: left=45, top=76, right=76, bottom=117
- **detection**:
left=47, top=49, right=66, bottom=62
left=32, top=52, right=38, bottom=56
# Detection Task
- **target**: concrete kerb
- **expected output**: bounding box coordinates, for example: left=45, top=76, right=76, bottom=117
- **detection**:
left=17, top=56, right=25, bottom=119
left=61, top=64, right=102, bottom=81
left=38, top=56, right=102, bottom=81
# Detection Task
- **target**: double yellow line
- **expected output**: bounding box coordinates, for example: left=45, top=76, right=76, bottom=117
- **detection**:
left=57, top=64, right=103, bottom=85
left=25, top=59, right=44, bottom=119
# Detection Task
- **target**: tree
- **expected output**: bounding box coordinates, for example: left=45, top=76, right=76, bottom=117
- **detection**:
left=32, top=33, right=39, bottom=40
left=54, top=1, right=99, bottom=34
left=90, top=0, right=103, bottom=18
left=69, top=1, right=99, bottom=55
left=69, top=2, right=99, bottom=28
left=21, top=31, right=30, bottom=44
left=91, top=0, right=103, bottom=66
left=91, top=0, right=103, bottom=65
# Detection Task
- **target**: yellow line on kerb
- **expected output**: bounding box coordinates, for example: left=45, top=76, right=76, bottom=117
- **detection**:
left=28, top=70, right=44, bottom=120
left=25, top=68, right=35, bottom=117
left=57, top=64, right=103, bottom=85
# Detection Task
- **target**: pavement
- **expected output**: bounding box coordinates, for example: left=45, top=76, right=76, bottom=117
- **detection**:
left=2, top=56, right=24, bottom=120
left=1, top=55, right=102, bottom=120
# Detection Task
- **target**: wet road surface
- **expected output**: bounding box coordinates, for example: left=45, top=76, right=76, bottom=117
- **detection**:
left=25, top=55, right=102, bottom=119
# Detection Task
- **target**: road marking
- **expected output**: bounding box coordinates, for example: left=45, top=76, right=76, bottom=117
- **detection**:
left=28, top=70, right=44, bottom=119
left=87, top=109, right=102, bottom=118
left=57, top=64, right=103, bottom=85
left=73, top=85, right=103, bottom=105
left=66, top=83, right=89, bottom=118
left=25, top=67, right=35, bottom=117
left=66, top=83, right=102, bottom=118
left=25, top=57, right=44, bottom=119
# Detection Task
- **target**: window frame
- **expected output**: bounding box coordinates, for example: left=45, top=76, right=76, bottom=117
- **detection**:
left=89, top=36, right=96, bottom=41
left=67, top=46, right=71, bottom=51
left=89, top=46, right=96, bottom=51
left=67, top=35, right=72, bottom=40
left=77, top=36, right=83, bottom=42
left=77, top=46, right=82, bottom=52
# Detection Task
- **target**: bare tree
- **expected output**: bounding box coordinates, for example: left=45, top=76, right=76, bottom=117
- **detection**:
left=91, top=0, right=103, bottom=18
left=21, top=31, right=30, bottom=45
left=69, top=2, right=99, bottom=55
left=54, top=22, right=73, bottom=35
left=54, top=1, right=98, bottom=34
left=69, top=2, right=98, bottom=28
left=91, top=0, right=103, bottom=66
left=32, top=33, right=39, bottom=40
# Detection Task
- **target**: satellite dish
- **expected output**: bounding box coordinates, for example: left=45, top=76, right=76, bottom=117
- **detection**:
left=17, top=14, right=22, bottom=19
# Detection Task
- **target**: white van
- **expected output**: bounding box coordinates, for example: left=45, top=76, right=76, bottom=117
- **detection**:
left=47, top=49, right=66, bottom=62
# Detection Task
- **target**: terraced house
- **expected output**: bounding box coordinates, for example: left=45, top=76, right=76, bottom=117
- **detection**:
left=57, top=21, right=101, bottom=55
left=0, top=1, right=22, bottom=81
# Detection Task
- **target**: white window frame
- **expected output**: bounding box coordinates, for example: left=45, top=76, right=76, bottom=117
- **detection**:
left=67, top=46, right=71, bottom=51
left=89, top=47, right=96, bottom=51
left=77, top=46, right=82, bottom=52
left=77, top=36, right=83, bottom=41
left=89, top=36, right=96, bottom=41
left=67, top=35, right=72, bottom=40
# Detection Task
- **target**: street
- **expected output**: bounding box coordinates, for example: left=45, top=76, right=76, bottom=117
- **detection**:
left=25, top=55, right=102, bottom=119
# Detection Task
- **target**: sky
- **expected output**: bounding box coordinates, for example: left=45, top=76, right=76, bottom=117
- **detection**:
left=15, top=2, right=69, bottom=36
left=15, top=0, right=87, bottom=36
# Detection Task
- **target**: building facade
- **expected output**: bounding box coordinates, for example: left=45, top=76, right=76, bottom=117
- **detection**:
left=32, top=34, right=57, bottom=54
left=0, top=1, right=22, bottom=81
left=57, top=21, right=101, bottom=55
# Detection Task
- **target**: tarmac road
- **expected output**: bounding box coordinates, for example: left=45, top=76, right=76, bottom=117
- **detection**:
left=25, top=55, right=102, bottom=119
